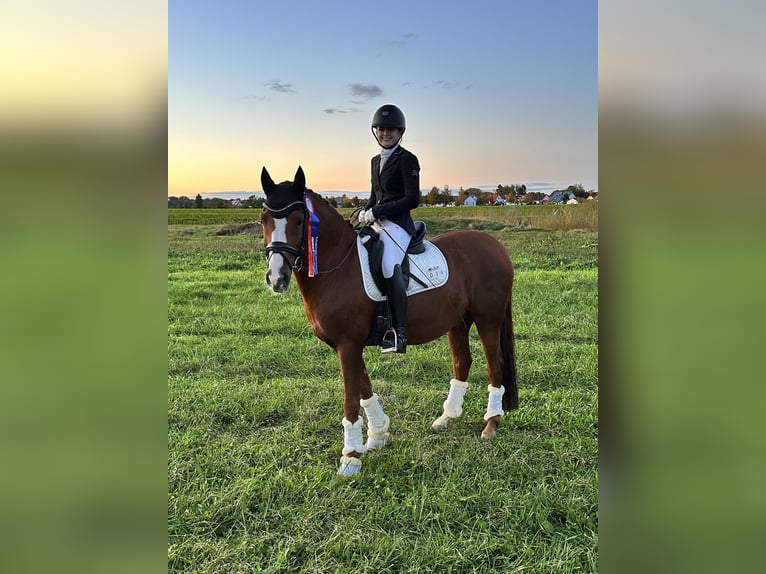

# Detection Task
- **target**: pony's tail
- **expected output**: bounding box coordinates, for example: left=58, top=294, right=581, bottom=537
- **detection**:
left=500, top=297, right=519, bottom=411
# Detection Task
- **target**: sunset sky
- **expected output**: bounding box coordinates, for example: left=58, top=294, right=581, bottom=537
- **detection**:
left=169, top=0, right=597, bottom=197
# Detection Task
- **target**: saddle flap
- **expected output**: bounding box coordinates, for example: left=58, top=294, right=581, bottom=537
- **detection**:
left=356, top=235, right=449, bottom=302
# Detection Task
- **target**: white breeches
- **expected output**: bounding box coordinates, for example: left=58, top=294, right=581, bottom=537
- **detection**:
left=372, top=220, right=411, bottom=278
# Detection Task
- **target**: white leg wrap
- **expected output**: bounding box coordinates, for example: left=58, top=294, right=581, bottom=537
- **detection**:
left=360, top=393, right=390, bottom=449
left=338, top=455, right=362, bottom=476
left=431, top=379, right=469, bottom=430
left=483, top=384, right=505, bottom=421
left=341, top=417, right=367, bottom=455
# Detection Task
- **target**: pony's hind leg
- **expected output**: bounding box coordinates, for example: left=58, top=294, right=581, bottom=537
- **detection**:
left=432, top=321, right=472, bottom=430
left=476, top=322, right=505, bottom=438
left=482, top=385, right=505, bottom=438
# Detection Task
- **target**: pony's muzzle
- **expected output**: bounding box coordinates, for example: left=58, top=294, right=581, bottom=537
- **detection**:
left=266, top=269, right=290, bottom=293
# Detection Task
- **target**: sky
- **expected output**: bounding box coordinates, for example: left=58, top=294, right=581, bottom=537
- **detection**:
left=169, top=0, right=597, bottom=197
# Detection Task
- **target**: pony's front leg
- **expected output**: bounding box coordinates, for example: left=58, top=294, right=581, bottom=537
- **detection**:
left=360, top=359, right=390, bottom=450
left=337, top=344, right=368, bottom=476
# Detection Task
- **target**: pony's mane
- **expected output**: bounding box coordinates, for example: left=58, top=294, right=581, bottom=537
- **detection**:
left=305, top=188, right=354, bottom=230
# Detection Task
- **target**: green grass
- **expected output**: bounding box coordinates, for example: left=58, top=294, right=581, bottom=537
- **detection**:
left=168, top=207, right=598, bottom=573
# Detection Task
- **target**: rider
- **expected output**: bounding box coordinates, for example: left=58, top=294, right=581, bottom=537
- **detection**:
left=358, top=104, right=421, bottom=354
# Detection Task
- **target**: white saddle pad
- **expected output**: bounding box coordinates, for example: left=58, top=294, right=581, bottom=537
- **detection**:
left=356, top=236, right=449, bottom=301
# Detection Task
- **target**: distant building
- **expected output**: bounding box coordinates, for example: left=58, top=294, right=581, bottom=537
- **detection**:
left=548, top=191, right=570, bottom=204
left=463, top=196, right=477, bottom=206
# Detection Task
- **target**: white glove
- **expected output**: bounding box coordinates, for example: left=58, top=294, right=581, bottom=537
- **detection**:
left=359, top=209, right=375, bottom=224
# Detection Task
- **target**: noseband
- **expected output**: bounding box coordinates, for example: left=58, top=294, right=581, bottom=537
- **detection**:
left=263, top=200, right=307, bottom=272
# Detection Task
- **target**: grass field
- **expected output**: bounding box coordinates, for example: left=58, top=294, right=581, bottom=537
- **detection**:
left=168, top=204, right=598, bottom=573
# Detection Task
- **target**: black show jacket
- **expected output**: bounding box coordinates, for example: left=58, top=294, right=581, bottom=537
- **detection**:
left=368, top=145, right=421, bottom=236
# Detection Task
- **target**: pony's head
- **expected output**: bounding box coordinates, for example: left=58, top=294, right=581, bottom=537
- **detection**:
left=260, top=166, right=307, bottom=293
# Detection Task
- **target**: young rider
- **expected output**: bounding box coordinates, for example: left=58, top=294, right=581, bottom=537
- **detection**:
left=358, top=104, right=421, bottom=353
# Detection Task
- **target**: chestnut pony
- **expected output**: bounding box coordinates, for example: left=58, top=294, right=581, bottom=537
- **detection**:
left=260, top=167, right=517, bottom=476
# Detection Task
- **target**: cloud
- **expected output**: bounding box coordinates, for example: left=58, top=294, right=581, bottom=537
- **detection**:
left=348, top=83, right=383, bottom=99
left=384, top=33, right=418, bottom=47
left=323, top=106, right=361, bottom=115
left=435, top=80, right=459, bottom=90
left=266, top=80, right=296, bottom=94
left=433, top=80, right=472, bottom=91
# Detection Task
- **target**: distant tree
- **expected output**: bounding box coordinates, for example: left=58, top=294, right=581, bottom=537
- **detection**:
left=328, top=197, right=338, bottom=208
left=476, top=190, right=492, bottom=206
left=567, top=184, right=587, bottom=198
left=438, top=185, right=453, bottom=206
left=493, top=184, right=527, bottom=204
left=195, top=193, right=203, bottom=208
left=340, top=194, right=354, bottom=208
left=168, top=195, right=196, bottom=208
left=464, top=187, right=482, bottom=197
left=246, top=195, right=265, bottom=208
left=456, top=187, right=466, bottom=206
left=426, top=186, right=440, bottom=206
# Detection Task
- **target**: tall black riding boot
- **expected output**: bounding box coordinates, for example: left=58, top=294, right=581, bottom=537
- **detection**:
left=381, top=264, right=407, bottom=354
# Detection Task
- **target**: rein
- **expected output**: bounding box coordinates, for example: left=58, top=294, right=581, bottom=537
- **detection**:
left=263, top=197, right=356, bottom=276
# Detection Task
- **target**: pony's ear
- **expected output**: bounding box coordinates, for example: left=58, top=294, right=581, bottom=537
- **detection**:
left=261, top=167, right=276, bottom=197
left=294, top=166, right=305, bottom=192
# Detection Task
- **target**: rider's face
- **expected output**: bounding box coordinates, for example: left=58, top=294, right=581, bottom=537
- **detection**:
left=375, top=126, right=402, bottom=147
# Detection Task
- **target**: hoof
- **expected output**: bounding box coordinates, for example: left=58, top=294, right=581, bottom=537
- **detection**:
left=366, top=435, right=389, bottom=450
left=481, top=416, right=500, bottom=438
left=338, top=455, right=362, bottom=477
left=431, top=413, right=453, bottom=430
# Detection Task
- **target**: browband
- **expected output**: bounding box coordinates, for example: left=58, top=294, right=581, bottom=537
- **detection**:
left=263, top=200, right=304, bottom=218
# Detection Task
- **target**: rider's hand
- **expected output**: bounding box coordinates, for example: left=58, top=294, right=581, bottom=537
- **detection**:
left=359, top=209, right=375, bottom=224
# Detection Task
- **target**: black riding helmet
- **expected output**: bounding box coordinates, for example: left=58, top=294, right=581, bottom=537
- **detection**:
left=371, top=104, right=406, bottom=148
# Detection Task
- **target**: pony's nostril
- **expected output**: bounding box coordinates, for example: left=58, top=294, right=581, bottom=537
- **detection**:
left=274, top=277, right=288, bottom=292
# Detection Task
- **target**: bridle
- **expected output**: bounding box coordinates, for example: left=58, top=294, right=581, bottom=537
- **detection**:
left=262, top=196, right=358, bottom=277
left=263, top=200, right=306, bottom=272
